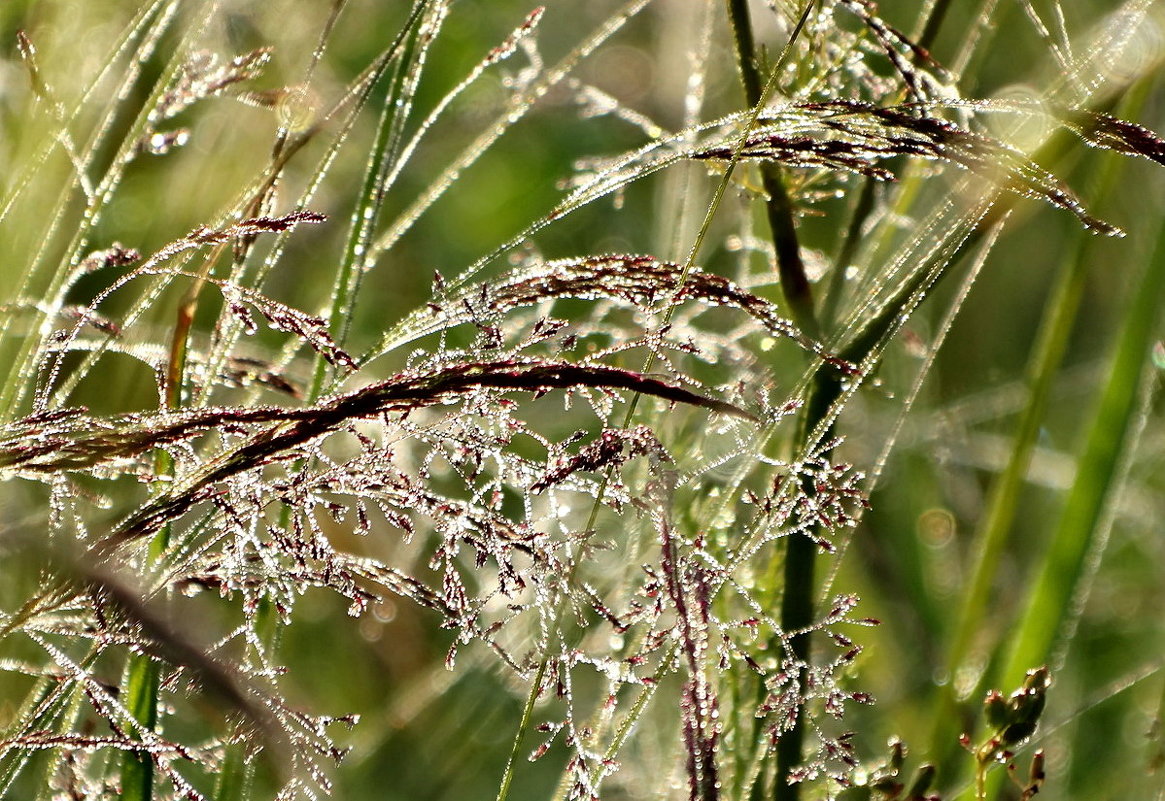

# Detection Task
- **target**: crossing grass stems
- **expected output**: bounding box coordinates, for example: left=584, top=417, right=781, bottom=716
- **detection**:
left=0, top=1, right=1163, bottom=801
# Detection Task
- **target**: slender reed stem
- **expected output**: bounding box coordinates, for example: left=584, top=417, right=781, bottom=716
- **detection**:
left=725, top=0, right=820, bottom=340
left=917, top=0, right=953, bottom=52
left=725, top=3, right=828, bottom=797
left=820, top=177, right=877, bottom=333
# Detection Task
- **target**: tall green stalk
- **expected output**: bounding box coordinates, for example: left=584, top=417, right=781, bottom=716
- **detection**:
left=927, top=79, right=1155, bottom=788
left=725, top=0, right=819, bottom=340
left=724, top=3, right=824, bottom=796
left=959, top=183, right=1165, bottom=801
left=1001, top=178, right=1165, bottom=698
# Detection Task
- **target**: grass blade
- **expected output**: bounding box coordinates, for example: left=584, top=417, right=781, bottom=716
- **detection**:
left=999, top=188, right=1165, bottom=688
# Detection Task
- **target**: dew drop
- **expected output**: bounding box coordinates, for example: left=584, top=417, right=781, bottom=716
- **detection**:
left=916, top=507, right=956, bottom=548
left=985, top=86, right=1052, bottom=153
left=373, top=600, right=397, bottom=623
left=1096, top=7, right=1164, bottom=84
left=711, top=507, right=736, bottom=529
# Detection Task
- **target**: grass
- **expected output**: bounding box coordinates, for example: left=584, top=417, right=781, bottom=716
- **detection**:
left=0, top=1, right=1163, bottom=800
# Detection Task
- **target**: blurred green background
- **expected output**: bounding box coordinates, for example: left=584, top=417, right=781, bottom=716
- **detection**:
left=1, top=1, right=1163, bottom=799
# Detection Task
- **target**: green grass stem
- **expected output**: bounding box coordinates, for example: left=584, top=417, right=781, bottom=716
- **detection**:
left=725, top=0, right=820, bottom=341
left=999, top=175, right=1165, bottom=691
left=928, top=79, right=1153, bottom=775
left=955, top=191, right=1165, bottom=801
left=0, top=0, right=216, bottom=420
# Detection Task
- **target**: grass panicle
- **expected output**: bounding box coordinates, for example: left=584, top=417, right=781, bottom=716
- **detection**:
left=0, top=2, right=1162, bottom=801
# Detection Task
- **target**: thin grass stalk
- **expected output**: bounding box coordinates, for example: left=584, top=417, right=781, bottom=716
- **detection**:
left=996, top=153, right=1165, bottom=731
left=501, top=7, right=822, bottom=799
left=934, top=222, right=1090, bottom=694
left=771, top=499, right=815, bottom=801
left=927, top=79, right=1150, bottom=774
left=844, top=162, right=929, bottom=311
left=0, top=0, right=184, bottom=420
left=656, top=2, right=715, bottom=260
left=308, top=2, right=428, bottom=404
left=32, top=648, right=89, bottom=801
left=950, top=0, right=1006, bottom=80
left=325, top=28, right=418, bottom=351
left=820, top=215, right=1005, bottom=613
left=725, top=0, right=820, bottom=340
left=212, top=585, right=278, bottom=801
left=917, top=0, right=954, bottom=52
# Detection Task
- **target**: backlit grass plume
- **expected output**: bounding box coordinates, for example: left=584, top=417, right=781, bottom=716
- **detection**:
left=1, top=1, right=1163, bottom=801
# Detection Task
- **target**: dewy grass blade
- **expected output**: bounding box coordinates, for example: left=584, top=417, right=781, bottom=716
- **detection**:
left=308, top=0, right=438, bottom=402
left=928, top=79, right=1152, bottom=773
left=3, top=2, right=1165, bottom=800
left=20, top=1, right=220, bottom=419
left=369, top=0, right=654, bottom=270
left=0, top=0, right=184, bottom=420
left=194, top=3, right=433, bottom=413
left=46, top=1, right=431, bottom=415
left=1000, top=172, right=1165, bottom=699
left=957, top=184, right=1165, bottom=801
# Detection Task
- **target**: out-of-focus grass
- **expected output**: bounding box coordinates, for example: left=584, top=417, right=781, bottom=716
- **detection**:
left=0, top=2, right=1163, bottom=800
